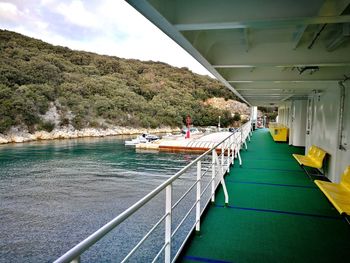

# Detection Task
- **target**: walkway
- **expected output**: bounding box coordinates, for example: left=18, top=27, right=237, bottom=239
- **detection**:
left=179, top=129, right=350, bottom=263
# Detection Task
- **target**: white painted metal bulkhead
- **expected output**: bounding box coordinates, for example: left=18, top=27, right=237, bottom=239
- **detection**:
left=304, top=82, right=349, bottom=182
left=277, top=101, right=292, bottom=129
left=291, top=100, right=307, bottom=147
left=279, top=84, right=349, bottom=182
left=335, top=81, right=350, bottom=182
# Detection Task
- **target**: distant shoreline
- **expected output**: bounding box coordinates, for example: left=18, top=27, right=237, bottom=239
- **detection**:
left=0, top=126, right=180, bottom=145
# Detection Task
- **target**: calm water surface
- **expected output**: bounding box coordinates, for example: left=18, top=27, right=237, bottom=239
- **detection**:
left=0, top=136, right=198, bottom=262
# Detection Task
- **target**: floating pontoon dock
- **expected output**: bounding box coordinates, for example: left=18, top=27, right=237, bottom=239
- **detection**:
left=136, top=131, right=247, bottom=152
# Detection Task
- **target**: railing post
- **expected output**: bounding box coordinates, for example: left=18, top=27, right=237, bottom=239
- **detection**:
left=239, top=126, right=243, bottom=148
left=196, top=161, right=201, bottom=232
left=221, top=178, right=229, bottom=206
left=221, top=144, right=224, bottom=175
left=232, top=148, right=235, bottom=165
left=211, top=150, right=215, bottom=203
left=231, top=137, right=235, bottom=164
left=243, top=125, right=249, bottom=148
left=243, top=127, right=248, bottom=150
left=165, top=184, right=172, bottom=263
left=234, top=134, right=242, bottom=166
left=227, top=139, right=230, bottom=172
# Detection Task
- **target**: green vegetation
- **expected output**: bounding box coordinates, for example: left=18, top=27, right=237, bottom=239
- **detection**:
left=232, top=112, right=241, bottom=122
left=258, top=106, right=278, bottom=122
left=0, top=30, right=240, bottom=134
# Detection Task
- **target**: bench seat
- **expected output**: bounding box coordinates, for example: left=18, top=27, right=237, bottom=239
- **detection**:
left=314, top=166, right=350, bottom=215
left=292, top=145, right=326, bottom=169
left=293, top=154, right=322, bottom=169
left=269, top=123, right=288, bottom=142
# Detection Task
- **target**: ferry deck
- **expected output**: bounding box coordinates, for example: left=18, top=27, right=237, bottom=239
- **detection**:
left=179, top=128, right=350, bottom=262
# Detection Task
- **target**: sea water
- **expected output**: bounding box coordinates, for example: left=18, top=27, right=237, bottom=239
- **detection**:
left=0, top=136, right=198, bottom=262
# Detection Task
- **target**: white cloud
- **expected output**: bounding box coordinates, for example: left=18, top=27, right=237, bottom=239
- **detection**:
left=0, top=2, right=20, bottom=21
left=0, top=0, right=212, bottom=76
left=34, top=20, right=48, bottom=30
left=54, top=0, right=100, bottom=29
left=40, top=0, right=55, bottom=5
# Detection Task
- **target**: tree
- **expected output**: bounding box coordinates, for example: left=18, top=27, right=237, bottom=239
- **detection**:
left=233, top=112, right=241, bottom=122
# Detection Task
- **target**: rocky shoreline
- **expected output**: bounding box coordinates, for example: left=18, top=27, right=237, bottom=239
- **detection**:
left=0, top=126, right=180, bottom=144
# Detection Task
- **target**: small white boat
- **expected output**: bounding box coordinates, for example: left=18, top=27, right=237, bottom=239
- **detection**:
left=181, top=127, right=201, bottom=135
left=125, top=133, right=159, bottom=146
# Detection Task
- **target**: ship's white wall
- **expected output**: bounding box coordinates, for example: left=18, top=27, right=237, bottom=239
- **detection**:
left=289, top=101, right=294, bottom=146
left=277, top=101, right=292, bottom=144
left=310, top=87, right=340, bottom=181
left=277, top=107, right=283, bottom=124
left=291, top=100, right=307, bottom=147
left=278, top=100, right=306, bottom=146
left=277, top=83, right=349, bottom=182
left=251, top=106, right=258, bottom=120
left=251, top=106, right=258, bottom=128
left=334, top=81, right=350, bottom=182
left=305, top=97, right=314, bottom=150
left=277, top=101, right=292, bottom=128
left=306, top=82, right=350, bottom=182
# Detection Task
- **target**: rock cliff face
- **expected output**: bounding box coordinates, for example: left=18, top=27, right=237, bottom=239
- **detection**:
left=204, top=97, right=251, bottom=117
left=0, top=126, right=180, bottom=144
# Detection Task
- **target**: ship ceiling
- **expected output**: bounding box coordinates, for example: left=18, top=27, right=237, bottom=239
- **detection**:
left=127, top=0, right=350, bottom=106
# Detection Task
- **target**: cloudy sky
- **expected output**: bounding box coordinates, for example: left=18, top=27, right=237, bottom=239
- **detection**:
left=0, top=0, right=211, bottom=75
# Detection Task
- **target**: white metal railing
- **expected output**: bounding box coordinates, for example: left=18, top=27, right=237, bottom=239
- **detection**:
left=54, top=122, right=252, bottom=263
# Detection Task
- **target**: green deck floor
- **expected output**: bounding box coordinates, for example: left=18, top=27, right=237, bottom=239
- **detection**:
left=179, top=129, right=350, bottom=263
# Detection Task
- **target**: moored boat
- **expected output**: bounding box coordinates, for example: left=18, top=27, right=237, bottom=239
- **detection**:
left=124, top=133, right=159, bottom=146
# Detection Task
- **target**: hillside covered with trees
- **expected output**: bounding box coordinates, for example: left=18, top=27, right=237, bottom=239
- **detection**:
left=0, top=30, right=241, bottom=134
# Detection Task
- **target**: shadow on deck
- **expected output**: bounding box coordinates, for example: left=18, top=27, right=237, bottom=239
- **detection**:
left=179, top=129, right=350, bottom=263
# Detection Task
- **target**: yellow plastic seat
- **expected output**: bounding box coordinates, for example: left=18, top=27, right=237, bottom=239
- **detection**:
left=269, top=123, right=288, bottom=142
left=293, top=145, right=326, bottom=169
left=315, top=166, right=350, bottom=215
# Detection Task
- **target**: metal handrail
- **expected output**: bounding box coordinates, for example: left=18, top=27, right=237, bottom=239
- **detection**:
left=121, top=213, right=168, bottom=263
left=171, top=201, right=198, bottom=237
left=201, top=177, right=215, bottom=198
left=171, top=180, right=198, bottom=210
left=201, top=165, right=212, bottom=178
left=54, top=152, right=205, bottom=263
left=151, top=242, right=167, bottom=263
left=54, top=122, right=251, bottom=263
